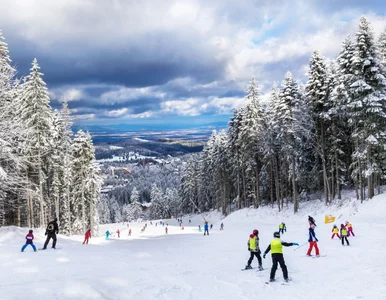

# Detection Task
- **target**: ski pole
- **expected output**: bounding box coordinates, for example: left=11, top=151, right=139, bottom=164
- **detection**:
left=293, top=242, right=308, bottom=251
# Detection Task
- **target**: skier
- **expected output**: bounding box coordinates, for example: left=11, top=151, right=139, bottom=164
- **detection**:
left=21, top=229, right=37, bottom=252
left=331, top=224, right=340, bottom=239
left=198, top=225, right=202, bottom=232
left=42, top=217, right=59, bottom=250
left=83, top=229, right=91, bottom=244
left=220, top=223, right=224, bottom=230
left=210, top=224, right=213, bottom=230
left=165, top=227, right=168, bottom=234
left=245, top=229, right=263, bottom=270
left=128, top=229, right=132, bottom=236
left=189, top=219, right=191, bottom=223
left=263, top=232, right=299, bottom=282
left=308, top=215, right=316, bottom=227
left=204, top=221, right=209, bottom=236
left=340, top=224, right=350, bottom=246
left=116, top=229, right=120, bottom=238
left=279, top=222, right=286, bottom=234
left=105, top=230, right=111, bottom=240
left=307, top=224, right=320, bottom=256
left=345, top=221, right=355, bottom=237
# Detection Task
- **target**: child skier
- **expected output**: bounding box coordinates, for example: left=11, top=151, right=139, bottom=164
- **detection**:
left=220, top=223, right=224, bottom=230
left=331, top=225, right=340, bottom=239
left=128, top=229, right=132, bottom=236
left=307, top=224, right=320, bottom=256
left=210, top=224, right=213, bottom=229
left=204, top=222, right=209, bottom=236
left=345, top=221, right=355, bottom=237
left=245, top=229, right=263, bottom=271
left=279, top=222, right=286, bottom=234
left=198, top=225, right=202, bottom=232
left=263, top=232, right=298, bottom=282
left=21, top=230, right=37, bottom=252
left=116, top=229, right=120, bottom=238
left=165, top=227, right=168, bottom=234
left=340, top=224, right=350, bottom=246
left=83, top=229, right=91, bottom=244
left=105, top=230, right=111, bottom=240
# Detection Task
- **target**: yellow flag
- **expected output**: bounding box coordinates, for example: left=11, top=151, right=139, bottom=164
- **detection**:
left=324, top=215, right=336, bottom=224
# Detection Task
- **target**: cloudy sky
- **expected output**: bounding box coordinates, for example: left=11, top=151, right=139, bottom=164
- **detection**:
left=1, top=0, right=385, bottom=128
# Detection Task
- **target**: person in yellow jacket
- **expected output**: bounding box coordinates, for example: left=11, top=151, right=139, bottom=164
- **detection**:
left=279, top=222, right=287, bottom=234
left=263, top=232, right=298, bottom=282
left=345, top=221, right=355, bottom=237
left=244, top=229, right=263, bottom=270
left=340, top=224, right=350, bottom=246
left=331, top=224, right=340, bottom=239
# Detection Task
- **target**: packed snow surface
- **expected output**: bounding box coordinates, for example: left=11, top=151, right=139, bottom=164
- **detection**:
left=1, top=195, right=386, bottom=300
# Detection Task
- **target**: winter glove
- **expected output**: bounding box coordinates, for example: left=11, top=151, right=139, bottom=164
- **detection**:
left=248, top=248, right=251, bottom=251
left=292, top=243, right=299, bottom=246
left=263, top=253, right=266, bottom=259
left=45, top=231, right=47, bottom=236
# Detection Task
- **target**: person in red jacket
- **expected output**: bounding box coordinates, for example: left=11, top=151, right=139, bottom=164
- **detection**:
left=21, top=229, right=37, bottom=252
left=83, top=229, right=91, bottom=244
left=116, top=229, right=120, bottom=238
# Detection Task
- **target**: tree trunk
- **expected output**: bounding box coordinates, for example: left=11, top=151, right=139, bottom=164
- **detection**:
left=255, top=164, right=260, bottom=208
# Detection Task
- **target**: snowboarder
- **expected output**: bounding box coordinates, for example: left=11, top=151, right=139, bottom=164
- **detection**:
left=165, top=227, right=168, bottom=234
left=204, top=221, right=209, bottom=236
left=331, top=224, right=340, bottom=239
left=83, top=229, right=91, bottom=244
left=263, top=232, right=299, bottom=282
left=307, top=224, right=319, bottom=256
left=42, top=217, right=59, bottom=250
left=345, top=221, right=355, bottom=237
left=220, top=223, right=224, bottom=230
left=308, top=215, right=316, bottom=227
left=128, top=229, right=132, bottom=236
left=340, top=224, right=350, bottom=246
left=116, top=229, right=120, bottom=238
left=105, top=230, right=111, bottom=240
left=21, top=229, right=37, bottom=252
left=210, top=224, right=213, bottom=230
left=245, top=229, right=263, bottom=270
left=279, top=222, right=286, bottom=234
left=198, top=225, right=202, bottom=232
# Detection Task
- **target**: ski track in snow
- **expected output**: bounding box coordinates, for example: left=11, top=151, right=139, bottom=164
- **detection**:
left=1, top=196, right=386, bottom=299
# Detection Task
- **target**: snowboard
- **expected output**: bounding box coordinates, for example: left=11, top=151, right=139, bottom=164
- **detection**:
left=241, top=267, right=265, bottom=271
left=265, top=277, right=291, bottom=285
left=38, top=247, right=61, bottom=250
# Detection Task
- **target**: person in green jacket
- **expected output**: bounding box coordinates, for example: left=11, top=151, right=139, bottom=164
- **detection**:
left=244, top=229, right=263, bottom=270
left=263, top=232, right=299, bottom=282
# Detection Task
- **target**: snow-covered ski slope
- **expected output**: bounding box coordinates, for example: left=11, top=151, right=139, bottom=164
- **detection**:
left=1, top=194, right=386, bottom=300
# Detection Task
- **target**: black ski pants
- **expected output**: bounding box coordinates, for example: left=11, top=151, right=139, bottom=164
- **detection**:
left=341, top=236, right=350, bottom=246
left=204, top=229, right=209, bottom=235
left=270, top=253, right=288, bottom=280
left=247, top=251, right=262, bottom=266
left=44, top=233, right=57, bottom=249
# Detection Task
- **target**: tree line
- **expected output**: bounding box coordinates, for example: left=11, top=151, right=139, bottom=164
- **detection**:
left=180, top=17, right=386, bottom=214
left=0, top=31, right=102, bottom=234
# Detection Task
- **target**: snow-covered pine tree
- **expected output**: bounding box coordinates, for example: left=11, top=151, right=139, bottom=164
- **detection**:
left=349, top=17, right=386, bottom=201
left=150, top=183, right=166, bottom=219
left=18, top=58, right=54, bottom=227
left=305, top=50, right=332, bottom=205
left=378, top=28, right=386, bottom=66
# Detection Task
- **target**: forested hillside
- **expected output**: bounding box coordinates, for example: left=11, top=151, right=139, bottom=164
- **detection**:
left=181, top=17, right=386, bottom=215
left=0, top=32, right=101, bottom=235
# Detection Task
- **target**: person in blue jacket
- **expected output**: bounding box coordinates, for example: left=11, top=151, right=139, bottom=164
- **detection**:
left=204, top=221, right=209, bottom=236
left=307, top=224, right=319, bottom=256
left=105, top=230, right=111, bottom=240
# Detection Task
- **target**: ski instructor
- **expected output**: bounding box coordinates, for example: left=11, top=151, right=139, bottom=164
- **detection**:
left=42, top=217, right=59, bottom=250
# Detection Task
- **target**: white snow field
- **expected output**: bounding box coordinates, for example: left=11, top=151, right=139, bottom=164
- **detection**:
left=1, top=194, right=386, bottom=300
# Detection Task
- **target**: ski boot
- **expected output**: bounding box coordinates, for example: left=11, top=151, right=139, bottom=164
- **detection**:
left=258, top=264, right=263, bottom=271
left=269, top=278, right=275, bottom=282
left=244, top=265, right=253, bottom=270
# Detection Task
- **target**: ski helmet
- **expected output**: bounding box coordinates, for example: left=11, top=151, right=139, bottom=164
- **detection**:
left=253, top=229, right=259, bottom=235
left=29, top=229, right=33, bottom=233
left=273, top=232, right=280, bottom=238
left=250, top=234, right=255, bottom=238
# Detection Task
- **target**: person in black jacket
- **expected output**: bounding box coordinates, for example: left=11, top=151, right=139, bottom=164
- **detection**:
left=42, top=218, right=59, bottom=250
